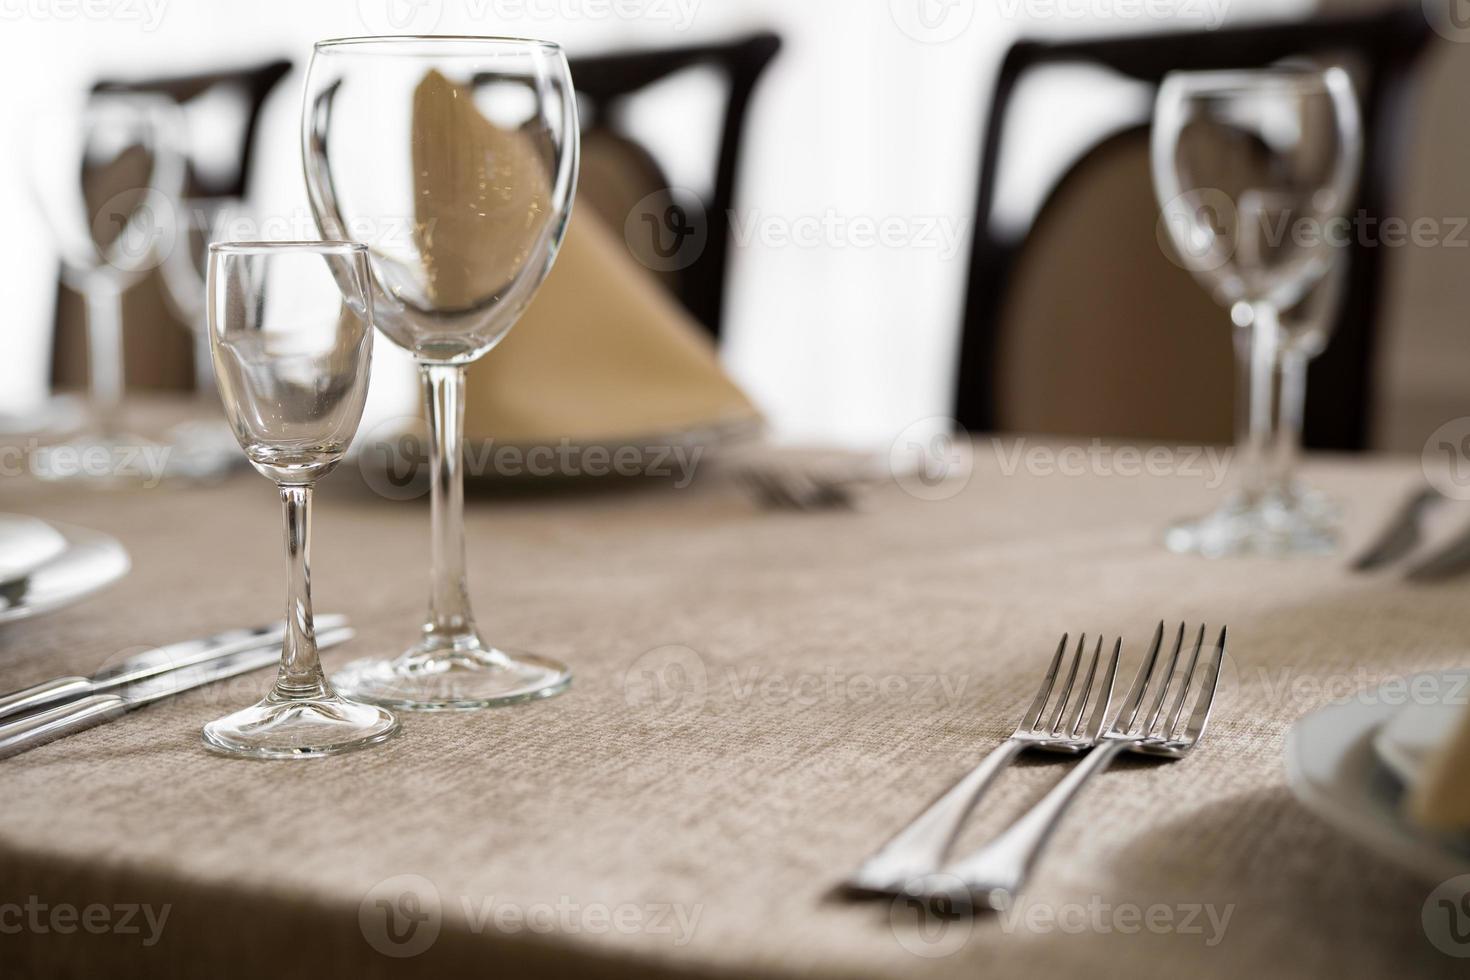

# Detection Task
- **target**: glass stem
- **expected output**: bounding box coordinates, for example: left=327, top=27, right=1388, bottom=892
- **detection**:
left=420, top=362, right=478, bottom=646
left=83, top=281, right=125, bottom=439
left=274, top=483, right=328, bottom=700
left=1272, top=349, right=1308, bottom=502
left=1232, top=301, right=1282, bottom=505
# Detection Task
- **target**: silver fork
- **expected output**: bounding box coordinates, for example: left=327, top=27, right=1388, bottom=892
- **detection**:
left=939, top=621, right=1227, bottom=909
left=845, top=633, right=1121, bottom=896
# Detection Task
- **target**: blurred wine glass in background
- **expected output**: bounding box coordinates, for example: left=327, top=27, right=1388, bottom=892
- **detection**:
left=1152, top=65, right=1360, bottom=557
left=26, top=89, right=186, bottom=484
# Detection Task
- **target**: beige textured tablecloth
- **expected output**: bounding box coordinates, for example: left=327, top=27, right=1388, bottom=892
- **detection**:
left=0, top=438, right=1466, bottom=978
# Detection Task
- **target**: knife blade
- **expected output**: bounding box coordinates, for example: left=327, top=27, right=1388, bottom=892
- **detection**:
left=0, top=614, right=348, bottom=723
left=1351, top=487, right=1440, bottom=572
left=0, top=625, right=355, bottom=759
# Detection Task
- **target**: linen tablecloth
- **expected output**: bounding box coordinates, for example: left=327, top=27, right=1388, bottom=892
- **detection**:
left=0, top=438, right=1465, bottom=977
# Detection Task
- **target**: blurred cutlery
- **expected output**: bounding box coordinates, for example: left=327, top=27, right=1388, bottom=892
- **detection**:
left=1352, top=486, right=1440, bottom=572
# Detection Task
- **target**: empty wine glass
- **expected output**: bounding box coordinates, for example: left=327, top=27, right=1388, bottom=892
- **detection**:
left=302, top=36, right=578, bottom=710
left=28, top=90, right=187, bottom=483
left=201, top=241, right=399, bottom=758
left=1152, top=66, right=1361, bottom=557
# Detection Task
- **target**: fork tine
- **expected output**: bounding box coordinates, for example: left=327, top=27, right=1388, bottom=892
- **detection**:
left=1021, top=634, right=1068, bottom=732
left=1139, top=623, right=1186, bottom=736
left=1063, top=635, right=1103, bottom=737
left=1084, top=638, right=1122, bottom=740
left=1161, top=624, right=1206, bottom=739
left=1110, top=620, right=1164, bottom=733
left=1046, top=634, right=1086, bottom=733
left=1181, top=626, right=1228, bottom=743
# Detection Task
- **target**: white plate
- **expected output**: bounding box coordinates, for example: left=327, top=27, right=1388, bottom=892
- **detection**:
left=1373, top=679, right=1470, bottom=788
left=0, top=514, right=68, bottom=585
left=0, top=523, right=130, bottom=625
left=1285, top=680, right=1470, bottom=882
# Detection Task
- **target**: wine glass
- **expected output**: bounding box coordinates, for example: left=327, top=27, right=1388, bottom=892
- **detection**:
left=201, top=241, right=399, bottom=758
left=28, top=90, right=187, bottom=482
left=302, top=36, right=578, bottom=710
left=1152, top=66, right=1361, bottom=557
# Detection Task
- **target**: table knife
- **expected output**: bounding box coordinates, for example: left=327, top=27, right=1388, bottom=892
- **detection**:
left=0, top=614, right=347, bottom=724
left=1351, top=487, right=1440, bottom=571
left=0, top=625, right=354, bottom=759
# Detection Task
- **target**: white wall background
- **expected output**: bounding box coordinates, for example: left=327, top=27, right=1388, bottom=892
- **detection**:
left=0, top=0, right=1311, bottom=450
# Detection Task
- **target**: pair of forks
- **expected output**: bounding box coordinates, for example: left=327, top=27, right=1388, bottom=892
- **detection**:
left=846, top=622, right=1227, bottom=909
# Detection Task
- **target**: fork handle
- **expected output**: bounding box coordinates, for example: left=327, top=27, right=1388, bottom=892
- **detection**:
left=939, top=738, right=1130, bottom=907
left=846, top=737, right=1026, bottom=894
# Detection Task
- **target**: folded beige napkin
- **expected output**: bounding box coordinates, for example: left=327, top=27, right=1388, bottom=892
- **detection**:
left=1409, top=706, right=1470, bottom=831
left=410, top=69, right=758, bottom=446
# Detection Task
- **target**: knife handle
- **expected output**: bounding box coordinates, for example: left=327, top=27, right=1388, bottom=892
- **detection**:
left=0, top=677, right=93, bottom=724
left=0, top=695, right=127, bottom=759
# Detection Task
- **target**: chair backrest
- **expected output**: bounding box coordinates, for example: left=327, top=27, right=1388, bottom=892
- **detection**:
left=567, top=31, right=781, bottom=340
left=953, top=7, right=1435, bottom=450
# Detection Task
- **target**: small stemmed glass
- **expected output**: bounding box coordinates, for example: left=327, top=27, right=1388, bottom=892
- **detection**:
left=1152, top=66, right=1361, bottom=556
left=201, top=241, right=398, bottom=758
left=302, top=36, right=579, bottom=710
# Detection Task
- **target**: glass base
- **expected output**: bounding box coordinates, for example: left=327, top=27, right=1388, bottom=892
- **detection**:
left=201, top=692, right=400, bottom=759
left=331, top=636, right=572, bottom=711
left=1165, top=487, right=1339, bottom=558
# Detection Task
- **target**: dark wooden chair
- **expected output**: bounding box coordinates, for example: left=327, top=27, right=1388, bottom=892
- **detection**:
left=567, top=31, right=781, bottom=340
left=952, top=7, right=1435, bottom=450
